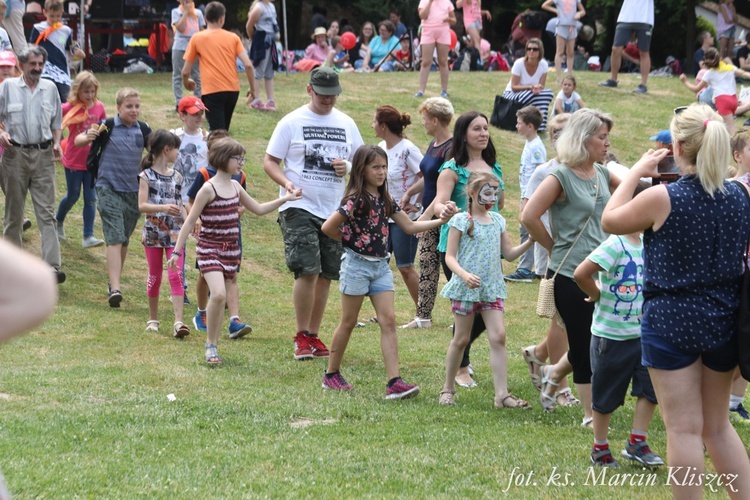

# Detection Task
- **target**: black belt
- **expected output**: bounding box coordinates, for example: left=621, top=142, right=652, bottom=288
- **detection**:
left=10, top=140, right=52, bottom=149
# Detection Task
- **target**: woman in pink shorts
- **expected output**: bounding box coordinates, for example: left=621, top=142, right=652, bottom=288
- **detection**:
left=415, top=0, right=456, bottom=99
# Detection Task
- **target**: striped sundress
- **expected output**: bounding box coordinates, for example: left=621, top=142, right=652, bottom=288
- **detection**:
left=196, top=182, right=240, bottom=280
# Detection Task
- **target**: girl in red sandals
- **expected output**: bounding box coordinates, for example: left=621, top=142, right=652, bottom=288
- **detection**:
left=439, top=171, right=534, bottom=408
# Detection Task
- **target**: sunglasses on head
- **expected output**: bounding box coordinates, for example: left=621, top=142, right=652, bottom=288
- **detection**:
left=674, top=106, right=688, bottom=115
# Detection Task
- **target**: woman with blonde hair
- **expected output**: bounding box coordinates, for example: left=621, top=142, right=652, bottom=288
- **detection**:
left=522, top=109, right=620, bottom=422
left=601, top=103, right=750, bottom=496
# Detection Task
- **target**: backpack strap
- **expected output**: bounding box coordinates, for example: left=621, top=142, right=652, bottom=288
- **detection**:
left=199, top=167, right=210, bottom=182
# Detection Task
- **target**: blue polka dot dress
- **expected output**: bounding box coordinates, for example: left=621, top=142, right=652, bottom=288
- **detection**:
left=643, top=176, right=750, bottom=352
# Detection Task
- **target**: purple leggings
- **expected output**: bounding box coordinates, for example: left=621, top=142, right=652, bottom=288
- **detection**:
left=145, top=246, right=184, bottom=298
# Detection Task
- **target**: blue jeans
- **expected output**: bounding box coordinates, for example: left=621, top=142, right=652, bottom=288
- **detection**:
left=354, top=59, right=396, bottom=72
left=56, top=168, right=97, bottom=238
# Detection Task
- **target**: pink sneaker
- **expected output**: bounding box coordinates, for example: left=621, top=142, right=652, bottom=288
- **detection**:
left=385, top=377, right=420, bottom=400
left=265, top=99, right=277, bottom=112
left=250, top=99, right=266, bottom=111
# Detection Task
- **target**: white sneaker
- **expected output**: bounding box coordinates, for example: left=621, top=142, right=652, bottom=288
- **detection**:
left=82, top=236, right=105, bottom=248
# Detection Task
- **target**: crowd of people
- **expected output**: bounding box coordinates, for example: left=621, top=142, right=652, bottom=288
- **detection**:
left=3, top=1, right=750, bottom=497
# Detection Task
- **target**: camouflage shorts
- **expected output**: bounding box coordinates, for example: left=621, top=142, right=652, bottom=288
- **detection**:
left=96, top=186, right=139, bottom=246
left=278, top=208, right=342, bottom=280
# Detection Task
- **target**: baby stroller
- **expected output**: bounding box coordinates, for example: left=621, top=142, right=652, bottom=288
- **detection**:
left=502, top=10, right=545, bottom=66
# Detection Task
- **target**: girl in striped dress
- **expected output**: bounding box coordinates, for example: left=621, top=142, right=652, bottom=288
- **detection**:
left=168, top=137, right=301, bottom=364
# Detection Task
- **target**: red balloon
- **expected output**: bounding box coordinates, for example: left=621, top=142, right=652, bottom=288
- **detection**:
left=341, top=32, right=356, bottom=50
left=449, top=29, right=457, bottom=50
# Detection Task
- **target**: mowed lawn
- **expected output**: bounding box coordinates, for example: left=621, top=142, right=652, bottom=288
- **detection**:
left=0, top=68, right=746, bottom=498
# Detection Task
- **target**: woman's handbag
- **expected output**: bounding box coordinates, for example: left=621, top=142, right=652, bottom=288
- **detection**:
left=535, top=178, right=599, bottom=319
left=735, top=182, right=750, bottom=379
left=490, top=95, right=524, bottom=131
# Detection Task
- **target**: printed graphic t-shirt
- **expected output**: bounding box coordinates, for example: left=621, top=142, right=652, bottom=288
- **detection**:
left=266, top=105, right=364, bottom=219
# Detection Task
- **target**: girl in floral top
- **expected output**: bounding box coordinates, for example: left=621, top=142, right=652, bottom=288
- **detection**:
left=321, top=144, right=456, bottom=399
left=439, top=170, right=534, bottom=408
left=138, top=130, right=189, bottom=338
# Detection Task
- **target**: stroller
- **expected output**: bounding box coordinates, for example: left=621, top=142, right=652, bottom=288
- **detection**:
left=502, top=10, right=546, bottom=67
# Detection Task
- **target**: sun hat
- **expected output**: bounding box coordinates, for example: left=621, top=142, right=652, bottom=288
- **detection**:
left=311, top=27, right=327, bottom=39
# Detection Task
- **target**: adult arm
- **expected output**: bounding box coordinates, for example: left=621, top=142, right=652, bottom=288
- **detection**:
left=510, top=72, right=541, bottom=93
left=432, top=167, right=458, bottom=218
left=263, top=153, right=295, bottom=194
left=601, top=149, right=670, bottom=235
left=520, top=174, right=563, bottom=252
left=246, top=4, right=262, bottom=36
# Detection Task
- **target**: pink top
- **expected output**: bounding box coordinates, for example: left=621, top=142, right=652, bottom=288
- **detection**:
left=305, top=42, right=331, bottom=63
left=419, top=0, right=455, bottom=28
left=62, top=101, right=106, bottom=171
left=462, top=0, right=481, bottom=27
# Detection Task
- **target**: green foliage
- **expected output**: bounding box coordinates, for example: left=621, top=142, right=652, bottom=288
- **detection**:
left=696, top=16, right=717, bottom=41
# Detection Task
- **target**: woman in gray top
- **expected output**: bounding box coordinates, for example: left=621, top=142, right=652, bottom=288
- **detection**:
left=522, top=109, right=620, bottom=424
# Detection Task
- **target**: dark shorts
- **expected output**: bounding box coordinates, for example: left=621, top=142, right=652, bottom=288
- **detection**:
left=389, top=222, right=418, bottom=268
left=640, top=316, right=738, bottom=372
left=613, top=22, right=653, bottom=52
left=590, top=335, right=656, bottom=414
left=278, top=207, right=342, bottom=280
left=96, top=186, right=139, bottom=246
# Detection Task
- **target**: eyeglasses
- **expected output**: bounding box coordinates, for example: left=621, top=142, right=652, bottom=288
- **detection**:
left=231, top=156, right=246, bottom=166
left=526, top=47, right=540, bottom=52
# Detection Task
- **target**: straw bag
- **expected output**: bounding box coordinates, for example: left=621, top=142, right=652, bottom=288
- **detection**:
left=535, top=179, right=599, bottom=319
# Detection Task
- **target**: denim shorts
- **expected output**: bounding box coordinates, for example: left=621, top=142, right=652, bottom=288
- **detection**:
left=640, top=316, right=737, bottom=372
left=590, top=335, right=656, bottom=414
left=389, top=223, right=418, bottom=268
left=339, top=248, right=394, bottom=296
left=450, top=298, right=504, bottom=316
left=278, top=208, right=342, bottom=280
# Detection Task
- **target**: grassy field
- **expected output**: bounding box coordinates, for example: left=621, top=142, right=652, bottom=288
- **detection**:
left=0, top=68, right=746, bottom=498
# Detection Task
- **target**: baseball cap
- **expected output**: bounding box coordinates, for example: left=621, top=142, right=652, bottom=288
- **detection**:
left=177, top=96, right=208, bottom=114
left=649, top=130, right=671, bottom=144
left=0, top=50, right=17, bottom=67
left=309, top=66, right=341, bottom=96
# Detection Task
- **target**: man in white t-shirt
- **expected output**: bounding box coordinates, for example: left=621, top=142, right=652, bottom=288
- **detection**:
left=598, top=0, right=654, bottom=94
left=264, top=66, right=364, bottom=361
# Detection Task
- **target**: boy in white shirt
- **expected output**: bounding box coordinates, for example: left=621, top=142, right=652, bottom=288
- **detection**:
left=506, top=105, right=546, bottom=282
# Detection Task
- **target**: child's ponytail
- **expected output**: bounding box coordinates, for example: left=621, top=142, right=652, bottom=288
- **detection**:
left=141, top=129, right=181, bottom=171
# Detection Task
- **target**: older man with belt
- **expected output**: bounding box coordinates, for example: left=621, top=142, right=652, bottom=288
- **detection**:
left=0, top=45, right=65, bottom=283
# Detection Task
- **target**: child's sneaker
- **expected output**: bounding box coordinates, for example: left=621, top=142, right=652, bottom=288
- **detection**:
left=82, top=236, right=104, bottom=248
left=385, top=377, right=420, bottom=400
left=265, top=99, right=277, bottom=112
left=250, top=98, right=266, bottom=111
left=193, top=310, right=207, bottom=332
left=322, top=371, right=353, bottom=391
left=307, top=333, right=329, bottom=358
left=228, top=318, right=252, bottom=339
left=591, top=448, right=619, bottom=467
left=505, top=268, right=535, bottom=283
left=730, top=403, right=750, bottom=422
left=621, top=441, right=664, bottom=467
left=294, top=331, right=314, bottom=360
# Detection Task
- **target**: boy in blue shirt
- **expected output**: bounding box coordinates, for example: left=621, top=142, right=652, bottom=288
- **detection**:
left=574, top=219, right=663, bottom=468
left=185, top=129, right=252, bottom=339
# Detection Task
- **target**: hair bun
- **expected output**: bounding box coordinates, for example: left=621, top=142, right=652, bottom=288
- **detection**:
left=401, top=113, right=411, bottom=127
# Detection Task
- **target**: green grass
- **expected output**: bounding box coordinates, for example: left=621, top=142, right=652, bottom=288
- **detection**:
left=0, top=70, right=746, bottom=498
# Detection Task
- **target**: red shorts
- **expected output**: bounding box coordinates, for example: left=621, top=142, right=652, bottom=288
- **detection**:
left=714, top=94, right=738, bottom=116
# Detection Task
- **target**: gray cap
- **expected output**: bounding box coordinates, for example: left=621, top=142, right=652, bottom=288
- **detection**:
left=309, top=66, right=342, bottom=96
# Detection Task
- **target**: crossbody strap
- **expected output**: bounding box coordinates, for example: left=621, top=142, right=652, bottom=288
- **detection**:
left=734, top=180, right=750, bottom=273
left=548, top=173, right=600, bottom=279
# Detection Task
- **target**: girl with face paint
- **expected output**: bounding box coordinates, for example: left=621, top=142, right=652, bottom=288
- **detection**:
left=439, top=171, right=534, bottom=408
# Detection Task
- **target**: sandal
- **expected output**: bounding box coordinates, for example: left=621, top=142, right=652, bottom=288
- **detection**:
left=495, top=393, right=532, bottom=409
left=455, top=376, right=477, bottom=388
left=556, top=388, right=580, bottom=407
left=173, top=322, right=190, bottom=339
left=205, top=344, right=223, bottom=365
left=401, top=317, right=432, bottom=329
left=540, top=365, right=559, bottom=412
left=522, top=344, right=546, bottom=391
left=366, top=317, right=379, bottom=324
left=581, top=417, right=594, bottom=429
left=438, top=390, right=456, bottom=406
left=145, top=320, right=159, bottom=332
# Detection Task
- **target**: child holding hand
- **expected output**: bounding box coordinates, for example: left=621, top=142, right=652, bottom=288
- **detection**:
left=138, top=130, right=190, bottom=337
left=320, top=144, right=456, bottom=399
left=168, top=137, right=300, bottom=364
left=439, top=170, right=534, bottom=408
